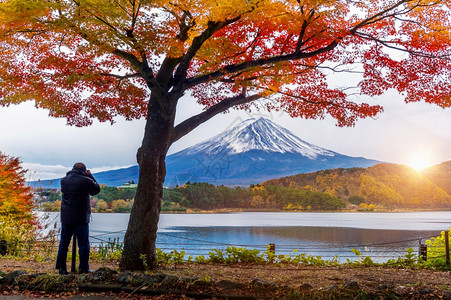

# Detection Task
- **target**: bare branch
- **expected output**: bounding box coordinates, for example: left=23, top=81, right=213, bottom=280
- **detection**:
left=354, top=31, right=451, bottom=60
left=350, top=0, right=409, bottom=34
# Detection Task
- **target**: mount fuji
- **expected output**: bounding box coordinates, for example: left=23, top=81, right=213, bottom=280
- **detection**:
left=31, top=118, right=380, bottom=187
left=164, top=117, right=379, bottom=186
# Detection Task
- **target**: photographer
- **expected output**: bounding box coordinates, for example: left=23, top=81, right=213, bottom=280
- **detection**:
left=56, top=162, right=100, bottom=275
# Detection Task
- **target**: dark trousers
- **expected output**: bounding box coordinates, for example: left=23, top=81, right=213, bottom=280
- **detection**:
left=55, top=223, right=90, bottom=271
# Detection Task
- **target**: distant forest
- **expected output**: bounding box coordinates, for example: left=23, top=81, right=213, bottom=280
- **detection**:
left=37, top=162, right=451, bottom=212
left=37, top=182, right=346, bottom=212
left=265, top=163, right=451, bottom=209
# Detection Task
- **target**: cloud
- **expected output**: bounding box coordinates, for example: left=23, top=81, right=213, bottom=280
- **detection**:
left=22, top=162, right=134, bottom=181
left=22, top=162, right=71, bottom=181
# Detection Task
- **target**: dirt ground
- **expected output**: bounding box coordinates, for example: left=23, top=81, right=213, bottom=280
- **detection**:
left=1, top=258, right=451, bottom=299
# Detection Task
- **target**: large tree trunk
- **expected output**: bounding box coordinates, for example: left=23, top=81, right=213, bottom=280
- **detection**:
left=119, top=95, right=175, bottom=271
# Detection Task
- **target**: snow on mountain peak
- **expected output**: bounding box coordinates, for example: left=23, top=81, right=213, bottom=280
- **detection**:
left=182, top=118, right=335, bottom=158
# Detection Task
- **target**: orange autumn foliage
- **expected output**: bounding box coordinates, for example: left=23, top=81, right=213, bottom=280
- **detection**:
left=0, top=152, right=36, bottom=250
left=0, top=0, right=449, bottom=127
left=0, top=153, right=34, bottom=221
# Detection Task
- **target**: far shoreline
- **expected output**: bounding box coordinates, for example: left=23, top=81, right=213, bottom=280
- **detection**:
left=37, top=207, right=451, bottom=214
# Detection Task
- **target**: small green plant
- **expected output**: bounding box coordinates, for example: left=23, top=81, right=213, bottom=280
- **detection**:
left=156, top=248, right=190, bottom=265
left=423, top=228, right=451, bottom=268
left=140, top=253, right=149, bottom=271
left=170, top=249, right=186, bottom=264
left=96, top=237, right=123, bottom=260
left=347, top=248, right=374, bottom=266
left=156, top=248, right=172, bottom=264
left=402, top=247, right=417, bottom=265
left=262, top=244, right=276, bottom=262
left=207, top=248, right=226, bottom=263
left=194, top=255, right=206, bottom=263
left=225, top=246, right=263, bottom=263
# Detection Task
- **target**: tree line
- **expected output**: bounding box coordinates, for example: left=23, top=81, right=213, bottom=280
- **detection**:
left=37, top=162, right=451, bottom=212
left=38, top=181, right=347, bottom=212
left=37, top=185, right=136, bottom=213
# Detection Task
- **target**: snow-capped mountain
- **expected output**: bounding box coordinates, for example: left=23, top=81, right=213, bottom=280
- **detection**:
left=164, top=118, right=379, bottom=186
left=30, top=118, right=380, bottom=187
left=183, top=117, right=334, bottom=158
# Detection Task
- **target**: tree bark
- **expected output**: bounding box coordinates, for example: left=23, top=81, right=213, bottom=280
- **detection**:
left=119, top=94, right=175, bottom=271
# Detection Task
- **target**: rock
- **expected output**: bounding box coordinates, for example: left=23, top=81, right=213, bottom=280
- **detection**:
left=117, top=271, right=134, bottom=284
left=160, top=275, right=179, bottom=287
left=377, top=284, right=391, bottom=291
left=93, top=267, right=118, bottom=282
left=5, top=270, right=26, bottom=285
left=181, top=276, right=201, bottom=284
left=218, top=279, right=245, bottom=290
left=134, top=272, right=166, bottom=286
left=343, top=280, right=360, bottom=290
left=298, top=283, right=314, bottom=291
left=0, top=270, right=7, bottom=284
left=77, top=273, right=91, bottom=284
left=323, top=284, right=339, bottom=292
left=190, top=276, right=214, bottom=288
left=251, top=278, right=277, bottom=289
left=443, top=290, right=451, bottom=300
left=419, top=289, right=433, bottom=294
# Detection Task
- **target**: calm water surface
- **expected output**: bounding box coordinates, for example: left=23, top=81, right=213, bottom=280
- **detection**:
left=40, top=211, right=451, bottom=261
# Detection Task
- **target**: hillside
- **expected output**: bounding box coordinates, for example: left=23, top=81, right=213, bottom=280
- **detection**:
left=263, top=163, right=451, bottom=209
left=422, top=161, right=451, bottom=195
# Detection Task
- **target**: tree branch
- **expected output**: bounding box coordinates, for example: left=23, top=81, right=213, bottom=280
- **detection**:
left=111, top=49, right=158, bottom=83
left=354, top=32, right=451, bottom=60
left=172, top=93, right=262, bottom=143
left=99, top=72, right=141, bottom=79
left=173, top=17, right=241, bottom=90
left=296, top=9, right=316, bottom=53
left=349, top=0, right=409, bottom=34
left=185, top=38, right=340, bottom=89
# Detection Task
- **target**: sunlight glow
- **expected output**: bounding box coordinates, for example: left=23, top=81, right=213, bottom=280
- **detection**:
left=407, top=151, right=434, bottom=171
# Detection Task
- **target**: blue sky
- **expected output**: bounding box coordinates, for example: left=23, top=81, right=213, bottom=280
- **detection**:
left=0, top=88, right=450, bottom=180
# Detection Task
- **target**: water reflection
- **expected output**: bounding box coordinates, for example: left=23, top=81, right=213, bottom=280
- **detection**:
left=156, top=226, right=440, bottom=260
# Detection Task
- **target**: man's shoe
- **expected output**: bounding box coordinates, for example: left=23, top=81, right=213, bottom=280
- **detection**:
left=79, top=269, right=92, bottom=274
left=59, top=269, right=69, bottom=275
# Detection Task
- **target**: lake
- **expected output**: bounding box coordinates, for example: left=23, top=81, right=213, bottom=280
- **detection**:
left=39, top=211, right=451, bottom=262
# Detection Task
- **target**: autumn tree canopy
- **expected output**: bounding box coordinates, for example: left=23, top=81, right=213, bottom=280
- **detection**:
left=1, top=0, right=449, bottom=127
left=0, top=0, right=449, bottom=270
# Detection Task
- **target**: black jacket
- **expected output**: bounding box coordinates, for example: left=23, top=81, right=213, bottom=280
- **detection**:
left=60, top=169, right=100, bottom=225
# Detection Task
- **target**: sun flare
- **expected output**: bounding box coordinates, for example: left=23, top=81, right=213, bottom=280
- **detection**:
left=407, top=151, right=433, bottom=171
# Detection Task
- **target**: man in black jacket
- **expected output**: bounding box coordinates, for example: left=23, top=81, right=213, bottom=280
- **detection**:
left=56, top=162, right=100, bottom=275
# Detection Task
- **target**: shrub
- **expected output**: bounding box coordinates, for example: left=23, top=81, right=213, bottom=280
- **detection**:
left=0, top=153, right=37, bottom=255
